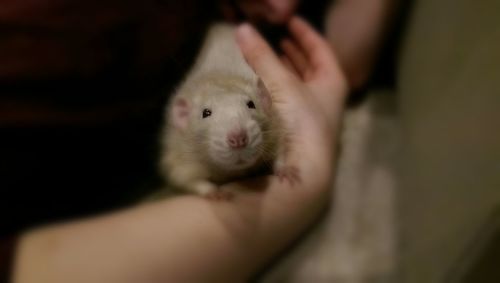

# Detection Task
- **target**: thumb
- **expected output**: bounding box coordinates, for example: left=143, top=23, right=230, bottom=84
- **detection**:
left=235, top=24, right=291, bottom=90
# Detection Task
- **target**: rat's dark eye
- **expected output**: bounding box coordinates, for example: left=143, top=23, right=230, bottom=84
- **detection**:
left=247, top=100, right=256, bottom=109
left=202, top=108, right=211, bottom=118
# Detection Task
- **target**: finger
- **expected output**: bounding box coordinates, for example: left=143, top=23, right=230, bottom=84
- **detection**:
left=280, top=38, right=309, bottom=77
left=265, top=0, right=297, bottom=24
left=288, top=16, right=341, bottom=75
left=280, top=54, right=300, bottom=77
left=236, top=23, right=291, bottom=87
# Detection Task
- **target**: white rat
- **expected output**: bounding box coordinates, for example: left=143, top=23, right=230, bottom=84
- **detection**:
left=159, top=23, right=284, bottom=197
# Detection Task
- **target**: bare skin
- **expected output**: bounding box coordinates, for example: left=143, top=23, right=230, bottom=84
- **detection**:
left=325, top=0, right=397, bottom=89
left=13, top=17, right=347, bottom=283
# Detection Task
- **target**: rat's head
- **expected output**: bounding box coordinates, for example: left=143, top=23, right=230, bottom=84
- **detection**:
left=171, top=76, right=273, bottom=170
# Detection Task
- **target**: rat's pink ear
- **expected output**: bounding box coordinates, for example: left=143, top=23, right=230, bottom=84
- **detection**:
left=257, top=79, right=272, bottom=114
left=171, top=97, right=191, bottom=130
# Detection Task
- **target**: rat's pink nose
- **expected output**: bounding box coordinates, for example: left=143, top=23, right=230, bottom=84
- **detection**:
left=227, top=130, right=248, bottom=149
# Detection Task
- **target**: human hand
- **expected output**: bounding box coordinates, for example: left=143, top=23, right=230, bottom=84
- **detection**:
left=221, top=0, right=299, bottom=24
left=236, top=16, right=348, bottom=190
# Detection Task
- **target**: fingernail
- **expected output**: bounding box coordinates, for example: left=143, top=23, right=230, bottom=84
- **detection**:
left=236, top=23, right=256, bottom=45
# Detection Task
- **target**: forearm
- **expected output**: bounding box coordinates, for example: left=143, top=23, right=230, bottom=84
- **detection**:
left=325, top=0, right=397, bottom=89
left=14, top=174, right=331, bottom=283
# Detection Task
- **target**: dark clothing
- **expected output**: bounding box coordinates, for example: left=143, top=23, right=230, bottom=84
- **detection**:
left=0, top=0, right=216, bottom=234
left=0, top=1, right=220, bottom=280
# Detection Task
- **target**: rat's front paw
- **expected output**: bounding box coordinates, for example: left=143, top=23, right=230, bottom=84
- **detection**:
left=192, top=181, right=233, bottom=201
left=192, top=181, right=218, bottom=196
left=204, top=190, right=234, bottom=201
left=274, top=165, right=301, bottom=187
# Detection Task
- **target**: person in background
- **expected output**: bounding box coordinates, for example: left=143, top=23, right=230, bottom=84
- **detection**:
left=0, top=0, right=395, bottom=281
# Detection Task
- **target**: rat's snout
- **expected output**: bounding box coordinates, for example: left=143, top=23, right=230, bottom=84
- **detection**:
left=226, top=129, right=248, bottom=149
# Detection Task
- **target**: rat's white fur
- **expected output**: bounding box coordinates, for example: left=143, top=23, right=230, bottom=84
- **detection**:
left=159, top=23, right=280, bottom=196
left=192, top=24, right=257, bottom=83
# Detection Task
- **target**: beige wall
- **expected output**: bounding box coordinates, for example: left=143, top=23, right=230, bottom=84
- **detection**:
left=398, top=0, right=500, bottom=282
